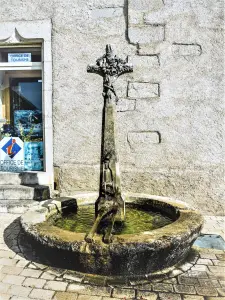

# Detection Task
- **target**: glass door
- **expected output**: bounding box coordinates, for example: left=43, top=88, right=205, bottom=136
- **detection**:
left=9, top=77, right=44, bottom=171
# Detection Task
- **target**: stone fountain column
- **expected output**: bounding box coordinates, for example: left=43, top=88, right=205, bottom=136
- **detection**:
left=86, top=45, right=133, bottom=241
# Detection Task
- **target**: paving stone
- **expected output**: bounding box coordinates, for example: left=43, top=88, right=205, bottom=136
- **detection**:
left=152, top=283, right=173, bottom=292
left=63, top=272, right=84, bottom=283
left=191, top=265, right=209, bottom=271
left=137, top=283, right=152, bottom=291
left=2, top=274, right=25, bottom=285
left=0, top=294, right=11, bottom=300
left=197, top=259, right=213, bottom=265
left=200, top=253, right=217, bottom=260
left=28, top=263, right=38, bottom=269
left=220, top=281, right=225, bottom=287
left=29, top=288, right=55, bottom=299
left=0, top=272, right=5, bottom=280
left=217, top=288, right=225, bottom=296
left=187, top=271, right=208, bottom=278
left=208, top=266, right=225, bottom=273
left=136, top=290, right=158, bottom=299
left=0, top=258, right=18, bottom=266
left=168, top=269, right=183, bottom=278
left=41, top=272, right=56, bottom=280
left=173, top=285, right=196, bottom=294
left=178, top=263, right=193, bottom=272
left=0, top=282, right=10, bottom=293
left=183, top=296, right=204, bottom=300
left=14, top=253, right=27, bottom=260
left=53, top=291, right=78, bottom=300
left=208, top=272, right=225, bottom=281
left=205, top=297, right=225, bottom=300
left=16, top=260, right=29, bottom=268
left=198, top=278, right=220, bottom=287
left=178, top=276, right=199, bottom=285
left=67, top=284, right=111, bottom=297
left=9, top=297, right=33, bottom=300
left=162, top=278, right=177, bottom=284
left=0, top=250, right=16, bottom=259
left=8, top=284, right=32, bottom=296
left=213, top=260, right=225, bottom=266
left=102, top=297, right=121, bottom=300
left=1, top=266, right=23, bottom=275
left=47, top=268, right=65, bottom=277
left=113, top=287, right=135, bottom=298
left=23, top=277, right=46, bottom=288
left=32, top=262, right=48, bottom=270
left=44, top=280, right=68, bottom=291
left=20, top=268, right=42, bottom=278
left=216, top=254, right=225, bottom=261
left=158, top=293, right=182, bottom=300
left=195, top=286, right=218, bottom=296
left=77, top=295, right=102, bottom=300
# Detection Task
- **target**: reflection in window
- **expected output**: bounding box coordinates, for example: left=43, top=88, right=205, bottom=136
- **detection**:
left=0, top=68, right=44, bottom=171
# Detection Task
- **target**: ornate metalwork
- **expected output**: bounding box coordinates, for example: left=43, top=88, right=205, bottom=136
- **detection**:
left=87, top=44, right=133, bottom=103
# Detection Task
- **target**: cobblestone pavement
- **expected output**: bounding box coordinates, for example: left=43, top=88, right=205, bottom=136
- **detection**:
left=0, top=212, right=224, bottom=300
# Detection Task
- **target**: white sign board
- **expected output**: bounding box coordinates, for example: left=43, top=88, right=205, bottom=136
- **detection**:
left=0, top=137, right=24, bottom=172
left=8, top=53, right=31, bottom=63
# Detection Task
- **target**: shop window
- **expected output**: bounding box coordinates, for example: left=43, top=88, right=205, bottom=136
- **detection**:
left=0, top=46, right=44, bottom=172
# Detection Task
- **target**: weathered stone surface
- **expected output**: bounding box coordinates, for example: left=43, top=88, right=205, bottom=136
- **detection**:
left=127, top=131, right=161, bottom=152
left=90, top=7, right=123, bottom=19
left=129, top=55, right=161, bottom=81
left=20, top=195, right=203, bottom=277
left=128, top=10, right=144, bottom=25
left=174, top=285, right=196, bottom=294
left=172, top=44, right=202, bottom=56
left=116, top=98, right=136, bottom=112
left=129, top=0, right=164, bottom=11
left=128, top=82, right=159, bottom=98
left=0, top=0, right=223, bottom=216
left=129, top=25, right=165, bottom=44
left=137, top=290, right=158, bottom=300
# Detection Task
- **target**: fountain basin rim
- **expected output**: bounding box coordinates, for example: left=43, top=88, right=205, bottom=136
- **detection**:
left=20, top=193, right=203, bottom=276
left=20, top=192, right=203, bottom=246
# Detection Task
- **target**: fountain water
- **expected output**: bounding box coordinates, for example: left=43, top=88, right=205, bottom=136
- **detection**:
left=21, top=45, right=203, bottom=279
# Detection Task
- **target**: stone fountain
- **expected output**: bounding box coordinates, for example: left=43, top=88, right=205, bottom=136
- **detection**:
left=21, top=45, right=203, bottom=280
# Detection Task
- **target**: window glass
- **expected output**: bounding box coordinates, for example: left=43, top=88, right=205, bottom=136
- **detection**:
left=0, top=69, right=44, bottom=172
left=0, top=47, right=41, bottom=62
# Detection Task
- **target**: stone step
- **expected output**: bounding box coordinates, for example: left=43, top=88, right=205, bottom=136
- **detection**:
left=0, top=199, right=40, bottom=214
left=0, top=185, right=50, bottom=200
left=0, top=172, right=39, bottom=185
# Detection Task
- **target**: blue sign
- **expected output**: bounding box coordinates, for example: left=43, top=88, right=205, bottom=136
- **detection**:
left=1, top=138, right=22, bottom=159
left=8, top=53, right=31, bottom=63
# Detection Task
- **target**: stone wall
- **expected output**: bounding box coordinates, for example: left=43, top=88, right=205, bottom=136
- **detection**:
left=0, top=0, right=224, bottom=215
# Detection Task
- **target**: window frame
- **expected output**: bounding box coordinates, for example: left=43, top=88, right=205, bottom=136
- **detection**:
left=0, top=20, right=53, bottom=188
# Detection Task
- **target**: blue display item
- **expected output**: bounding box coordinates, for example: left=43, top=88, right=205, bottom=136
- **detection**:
left=14, top=110, right=43, bottom=137
left=1, top=138, right=22, bottom=159
left=24, top=141, right=44, bottom=171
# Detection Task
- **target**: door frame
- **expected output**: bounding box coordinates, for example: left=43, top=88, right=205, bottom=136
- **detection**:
left=0, top=20, right=53, bottom=188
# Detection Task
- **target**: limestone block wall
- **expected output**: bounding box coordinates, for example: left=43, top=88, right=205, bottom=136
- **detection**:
left=0, top=0, right=224, bottom=215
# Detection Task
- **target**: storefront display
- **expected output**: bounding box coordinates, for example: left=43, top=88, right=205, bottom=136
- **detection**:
left=0, top=47, right=44, bottom=172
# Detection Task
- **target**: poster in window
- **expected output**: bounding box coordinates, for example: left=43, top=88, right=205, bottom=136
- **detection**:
left=24, top=141, right=43, bottom=171
left=14, top=110, right=43, bottom=137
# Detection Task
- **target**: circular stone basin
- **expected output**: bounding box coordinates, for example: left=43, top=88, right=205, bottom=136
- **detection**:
left=20, top=193, right=204, bottom=277
left=50, top=204, right=174, bottom=235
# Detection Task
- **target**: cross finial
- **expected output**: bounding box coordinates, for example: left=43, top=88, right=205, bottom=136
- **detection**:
left=87, top=45, right=133, bottom=104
